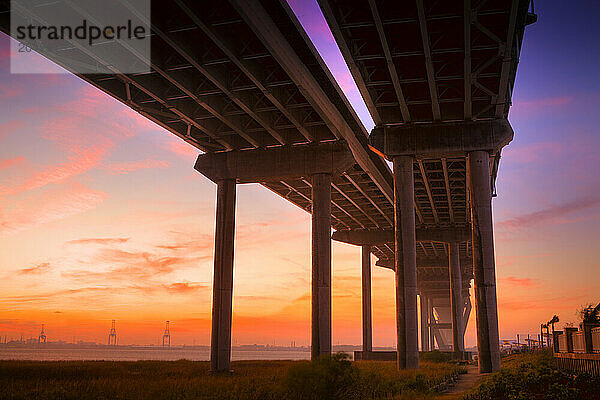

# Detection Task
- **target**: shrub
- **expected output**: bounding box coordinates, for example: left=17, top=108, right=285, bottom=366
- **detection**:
left=420, top=350, right=452, bottom=363
left=283, top=353, right=360, bottom=400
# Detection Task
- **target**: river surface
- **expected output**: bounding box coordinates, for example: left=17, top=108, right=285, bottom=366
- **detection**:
left=0, top=347, right=313, bottom=361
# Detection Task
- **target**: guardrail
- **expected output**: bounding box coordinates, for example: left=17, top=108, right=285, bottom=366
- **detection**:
left=553, top=322, right=600, bottom=376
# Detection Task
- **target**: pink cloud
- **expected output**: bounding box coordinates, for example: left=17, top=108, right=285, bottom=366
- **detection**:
left=166, top=139, right=198, bottom=160
left=0, top=182, right=107, bottom=236
left=0, top=82, right=23, bottom=99
left=1, top=146, right=106, bottom=196
left=497, top=196, right=600, bottom=230
left=106, top=159, right=170, bottom=174
left=0, top=120, right=23, bottom=139
left=0, top=156, right=25, bottom=170
left=501, top=276, right=540, bottom=288
left=502, top=141, right=564, bottom=164
left=40, top=86, right=157, bottom=154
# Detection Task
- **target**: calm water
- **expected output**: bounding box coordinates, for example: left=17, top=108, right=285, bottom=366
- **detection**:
left=0, top=347, right=312, bottom=361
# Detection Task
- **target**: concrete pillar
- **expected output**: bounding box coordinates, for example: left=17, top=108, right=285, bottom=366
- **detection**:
left=210, top=179, right=236, bottom=372
left=469, top=150, right=500, bottom=372
left=449, top=243, right=465, bottom=354
left=361, top=245, right=372, bottom=353
left=393, top=156, right=418, bottom=369
left=420, top=294, right=429, bottom=351
left=428, top=297, right=435, bottom=350
left=311, top=173, right=332, bottom=359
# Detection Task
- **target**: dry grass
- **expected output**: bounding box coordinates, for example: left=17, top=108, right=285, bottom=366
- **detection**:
left=0, top=357, right=466, bottom=400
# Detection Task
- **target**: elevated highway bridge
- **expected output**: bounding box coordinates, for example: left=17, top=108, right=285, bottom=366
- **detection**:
left=0, top=0, right=536, bottom=372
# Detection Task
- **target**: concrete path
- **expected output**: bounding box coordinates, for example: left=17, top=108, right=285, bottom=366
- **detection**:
left=436, top=365, right=484, bottom=399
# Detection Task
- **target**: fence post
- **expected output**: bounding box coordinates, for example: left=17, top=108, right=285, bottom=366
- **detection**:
left=583, top=322, right=600, bottom=353
left=565, top=327, right=577, bottom=353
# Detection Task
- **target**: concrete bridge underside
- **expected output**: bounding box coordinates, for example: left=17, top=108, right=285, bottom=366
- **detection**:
left=1, top=0, right=535, bottom=373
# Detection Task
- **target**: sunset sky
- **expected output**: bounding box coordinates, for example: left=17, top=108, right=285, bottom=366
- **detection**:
left=1, top=1, right=599, bottom=348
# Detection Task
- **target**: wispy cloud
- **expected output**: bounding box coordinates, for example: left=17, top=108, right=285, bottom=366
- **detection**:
left=501, top=276, right=540, bottom=288
left=499, top=294, right=586, bottom=312
left=0, top=156, right=25, bottom=170
left=511, top=96, right=573, bottom=116
left=0, top=181, right=107, bottom=236
left=163, top=282, right=207, bottom=294
left=62, top=238, right=212, bottom=284
left=18, top=262, right=51, bottom=275
left=165, top=138, right=198, bottom=161
left=105, top=159, right=170, bottom=174
left=0, top=82, right=23, bottom=99
left=497, top=196, right=600, bottom=230
left=502, top=141, right=564, bottom=164
left=0, top=120, right=23, bottom=139
left=1, top=147, right=106, bottom=196
left=0, top=282, right=210, bottom=306
left=66, top=237, right=130, bottom=246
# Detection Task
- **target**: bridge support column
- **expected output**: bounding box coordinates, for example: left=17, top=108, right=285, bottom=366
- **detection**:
left=469, top=150, right=500, bottom=372
left=393, top=155, right=418, bottom=369
left=362, top=245, right=372, bottom=353
left=449, top=243, right=465, bottom=355
left=420, top=294, right=429, bottom=351
left=210, top=179, right=236, bottom=372
left=428, top=297, right=435, bottom=350
left=312, top=173, right=332, bottom=359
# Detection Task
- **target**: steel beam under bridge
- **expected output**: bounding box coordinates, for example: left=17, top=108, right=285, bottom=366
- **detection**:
left=332, top=227, right=471, bottom=245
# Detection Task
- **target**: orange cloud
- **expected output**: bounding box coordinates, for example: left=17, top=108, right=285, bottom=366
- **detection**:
left=502, top=276, right=540, bottom=288
left=499, top=294, right=587, bottom=312
left=66, top=237, right=130, bottom=246
left=105, top=159, right=170, bottom=174
left=164, top=282, right=208, bottom=294
left=0, top=156, right=25, bottom=170
left=63, top=246, right=211, bottom=283
left=18, top=262, right=51, bottom=275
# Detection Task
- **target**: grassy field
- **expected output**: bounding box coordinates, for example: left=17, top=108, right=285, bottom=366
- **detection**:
left=0, top=353, right=467, bottom=400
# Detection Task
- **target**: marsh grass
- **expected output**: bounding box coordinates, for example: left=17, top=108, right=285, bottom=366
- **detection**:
left=0, top=355, right=466, bottom=400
